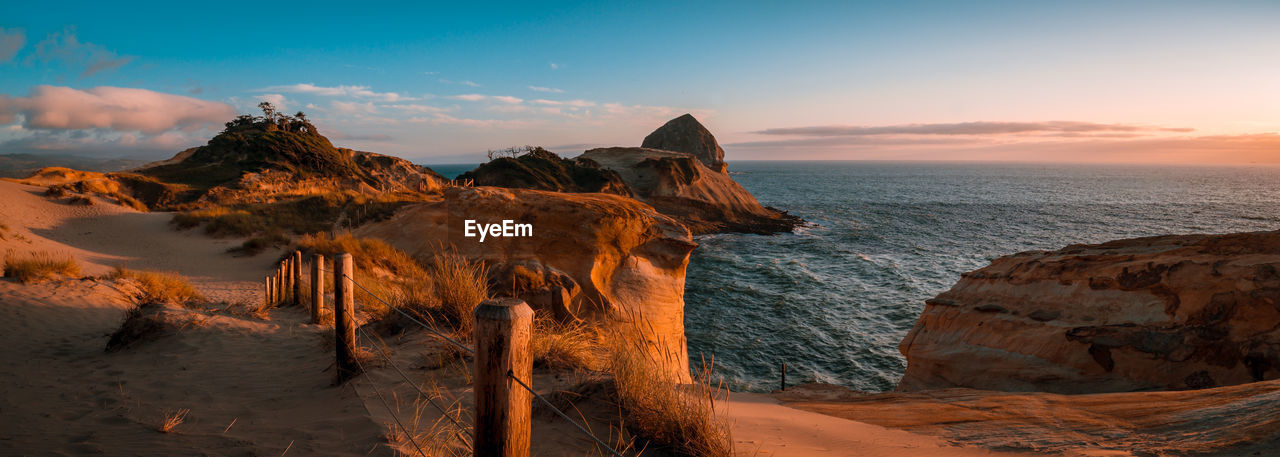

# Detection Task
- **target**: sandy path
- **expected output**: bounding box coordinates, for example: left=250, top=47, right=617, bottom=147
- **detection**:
left=0, top=180, right=391, bottom=456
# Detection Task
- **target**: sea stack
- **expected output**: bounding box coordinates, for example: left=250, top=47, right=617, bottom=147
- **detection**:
left=641, top=113, right=728, bottom=173
left=898, top=231, right=1280, bottom=394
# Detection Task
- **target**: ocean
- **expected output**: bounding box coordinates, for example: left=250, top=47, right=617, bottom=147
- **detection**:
left=686, top=161, right=1280, bottom=392
left=429, top=161, right=1280, bottom=393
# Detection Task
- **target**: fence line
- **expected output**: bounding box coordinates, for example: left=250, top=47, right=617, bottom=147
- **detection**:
left=284, top=253, right=632, bottom=457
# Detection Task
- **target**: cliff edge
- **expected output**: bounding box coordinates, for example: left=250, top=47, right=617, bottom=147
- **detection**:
left=358, top=186, right=697, bottom=382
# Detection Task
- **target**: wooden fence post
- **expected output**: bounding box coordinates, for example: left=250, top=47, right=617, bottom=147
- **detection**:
left=473, top=298, right=534, bottom=457
left=265, top=276, right=273, bottom=306
left=334, top=253, right=358, bottom=379
left=311, top=254, right=324, bottom=324
left=276, top=263, right=284, bottom=305
left=284, top=258, right=293, bottom=305
left=292, top=250, right=302, bottom=307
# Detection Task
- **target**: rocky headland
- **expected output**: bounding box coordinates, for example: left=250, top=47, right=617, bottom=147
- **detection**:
left=898, top=231, right=1280, bottom=393
left=459, top=114, right=802, bottom=235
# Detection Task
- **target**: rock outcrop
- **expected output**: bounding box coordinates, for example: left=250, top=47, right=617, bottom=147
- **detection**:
left=580, top=114, right=800, bottom=234
left=358, top=186, right=697, bottom=381
left=641, top=113, right=726, bottom=172
left=17, top=108, right=446, bottom=211
left=455, top=147, right=630, bottom=195
left=898, top=231, right=1280, bottom=394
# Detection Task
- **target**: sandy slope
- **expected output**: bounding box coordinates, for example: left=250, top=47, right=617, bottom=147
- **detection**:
left=720, top=392, right=1029, bottom=457
left=0, top=180, right=393, bottom=455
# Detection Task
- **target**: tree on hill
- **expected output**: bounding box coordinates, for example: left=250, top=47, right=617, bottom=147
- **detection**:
left=223, top=102, right=317, bottom=135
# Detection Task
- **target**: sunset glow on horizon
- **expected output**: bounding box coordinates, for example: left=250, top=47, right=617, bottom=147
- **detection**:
left=1, top=1, right=1277, bottom=164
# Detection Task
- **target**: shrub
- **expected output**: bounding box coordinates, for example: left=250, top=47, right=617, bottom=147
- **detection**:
left=108, top=267, right=204, bottom=307
left=425, top=249, right=488, bottom=333
left=531, top=319, right=598, bottom=370
left=227, top=231, right=292, bottom=256
left=607, top=332, right=732, bottom=457
left=3, top=250, right=81, bottom=283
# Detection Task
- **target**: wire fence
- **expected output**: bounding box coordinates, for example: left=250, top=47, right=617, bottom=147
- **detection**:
left=296, top=263, right=627, bottom=457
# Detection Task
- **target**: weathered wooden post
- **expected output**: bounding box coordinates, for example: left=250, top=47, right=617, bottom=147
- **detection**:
left=311, top=253, right=324, bottom=324
left=334, top=253, right=358, bottom=379
left=265, top=276, right=273, bottom=306
left=283, top=258, right=293, bottom=305
left=276, top=263, right=284, bottom=305
left=781, top=362, right=787, bottom=391
left=474, top=298, right=534, bottom=457
left=292, top=250, right=302, bottom=307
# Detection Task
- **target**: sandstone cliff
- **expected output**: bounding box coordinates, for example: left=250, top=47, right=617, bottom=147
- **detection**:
left=898, top=231, right=1280, bottom=393
left=358, top=186, right=697, bottom=381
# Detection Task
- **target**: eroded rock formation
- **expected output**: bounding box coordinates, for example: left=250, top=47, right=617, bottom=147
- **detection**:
left=898, top=231, right=1280, bottom=393
left=358, top=186, right=697, bottom=381
left=641, top=113, right=727, bottom=172
left=580, top=114, right=800, bottom=234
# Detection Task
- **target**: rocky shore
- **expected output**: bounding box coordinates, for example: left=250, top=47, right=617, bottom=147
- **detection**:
left=898, top=230, right=1280, bottom=393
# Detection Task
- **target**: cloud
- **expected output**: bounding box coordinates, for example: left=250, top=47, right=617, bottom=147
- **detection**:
left=438, top=78, right=481, bottom=87
left=549, top=62, right=559, bottom=70
left=30, top=28, right=133, bottom=77
left=257, top=83, right=407, bottom=101
left=531, top=99, right=595, bottom=108
left=0, top=126, right=206, bottom=158
left=386, top=103, right=451, bottom=114
left=753, top=121, right=1195, bottom=137
left=330, top=100, right=379, bottom=114
left=0, top=28, right=25, bottom=63
left=448, top=94, right=523, bottom=104
left=528, top=85, right=564, bottom=93
left=326, top=130, right=394, bottom=141
left=0, top=85, right=236, bottom=134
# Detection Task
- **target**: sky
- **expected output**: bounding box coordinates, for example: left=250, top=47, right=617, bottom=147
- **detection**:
left=0, top=1, right=1278, bottom=164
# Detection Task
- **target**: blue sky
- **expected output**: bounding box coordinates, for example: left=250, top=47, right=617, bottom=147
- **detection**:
left=1, top=1, right=1278, bottom=164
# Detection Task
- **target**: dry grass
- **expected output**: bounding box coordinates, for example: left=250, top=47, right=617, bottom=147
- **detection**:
left=296, top=235, right=489, bottom=336
left=43, top=180, right=150, bottom=211
left=172, top=207, right=261, bottom=237
left=383, top=384, right=472, bottom=457
left=108, top=266, right=204, bottom=307
left=532, top=318, right=599, bottom=371
left=3, top=250, right=81, bottom=283
left=424, top=249, right=489, bottom=333
left=607, top=332, right=733, bottom=457
left=227, top=230, right=291, bottom=256
left=157, top=408, right=190, bottom=433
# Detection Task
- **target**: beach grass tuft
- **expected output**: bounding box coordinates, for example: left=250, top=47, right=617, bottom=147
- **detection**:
left=108, top=266, right=205, bottom=307
left=3, top=250, right=81, bottom=283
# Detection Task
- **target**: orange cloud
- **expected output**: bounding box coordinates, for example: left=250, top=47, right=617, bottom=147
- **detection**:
left=0, top=85, right=236, bottom=134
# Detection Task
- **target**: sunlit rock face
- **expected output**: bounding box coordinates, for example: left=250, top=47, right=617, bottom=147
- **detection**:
left=360, top=186, right=696, bottom=381
left=899, top=231, right=1280, bottom=393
